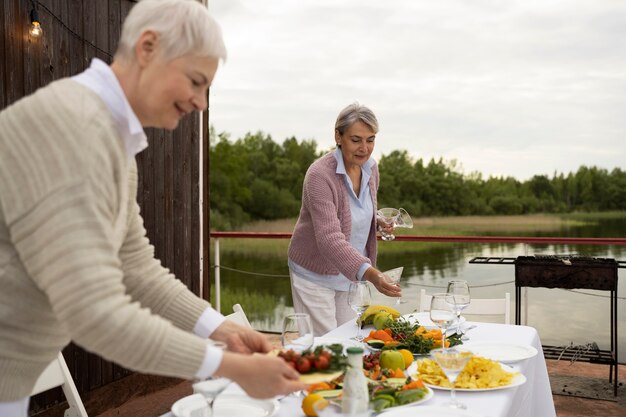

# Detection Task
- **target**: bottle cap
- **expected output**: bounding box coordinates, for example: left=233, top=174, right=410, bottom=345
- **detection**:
left=346, top=347, right=364, bottom=355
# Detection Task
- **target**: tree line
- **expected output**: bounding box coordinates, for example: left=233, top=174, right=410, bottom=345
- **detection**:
left=209, top=129, right=626, bottom=230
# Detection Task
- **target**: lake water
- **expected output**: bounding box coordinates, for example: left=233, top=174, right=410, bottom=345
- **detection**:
left=213, top=215, right=626, bottom=362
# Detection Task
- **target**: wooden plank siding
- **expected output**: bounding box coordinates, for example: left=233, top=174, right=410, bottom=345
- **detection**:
left=0, top=0, right=206, bottom=414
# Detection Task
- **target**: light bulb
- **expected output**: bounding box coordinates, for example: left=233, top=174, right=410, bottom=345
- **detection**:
left=29, top=21, right=43, bottom=37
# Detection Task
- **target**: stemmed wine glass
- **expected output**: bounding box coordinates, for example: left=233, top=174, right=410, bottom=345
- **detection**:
left=383, top=267, right=405, bottom=304
left=376, top=207, right=413, bottom=241
left=431, top=348, right=474, bottom=409
left=446, top=280, right=471, bottom=332
left=281, top=313, right=314, bottom=352
left=348, top=281, right=372, bottom=341
left=429, top=293, right=456, bottom=349
left=192, top=341, right=230, bottom=417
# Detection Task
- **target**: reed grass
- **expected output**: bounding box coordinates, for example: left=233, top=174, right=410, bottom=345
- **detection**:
left=210, top=213, right=617, bottom=258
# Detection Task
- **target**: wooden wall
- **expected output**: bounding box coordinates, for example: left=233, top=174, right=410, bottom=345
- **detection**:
left=1, top=0, right=205, bottom=412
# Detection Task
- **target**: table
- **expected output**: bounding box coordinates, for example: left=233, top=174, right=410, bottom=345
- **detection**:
left=163, top=317, right=557, bottom=417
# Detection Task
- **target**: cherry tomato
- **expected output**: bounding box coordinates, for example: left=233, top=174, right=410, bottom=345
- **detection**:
left=314, top=356, right=330, bottom=370
left=297, top=357, right=312, bottom=373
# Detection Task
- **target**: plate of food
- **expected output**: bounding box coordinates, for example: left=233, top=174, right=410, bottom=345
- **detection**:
left=414, top=356, right=526, bottom=391
left=171, top=393, right=279, bottom=417
left=371, top=384, right=434, bottom=413
left=363, top=321, right=464, bottom=356
left=310, top=377, right=434, bottom=414
left=457, top=342, right=538, bottom=363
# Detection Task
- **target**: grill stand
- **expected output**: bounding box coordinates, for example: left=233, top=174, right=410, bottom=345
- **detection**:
left=469, top=256, right=622, bottom=396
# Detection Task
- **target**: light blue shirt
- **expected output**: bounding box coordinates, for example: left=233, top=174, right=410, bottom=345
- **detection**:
left=289, top=148, right=374, bottom=291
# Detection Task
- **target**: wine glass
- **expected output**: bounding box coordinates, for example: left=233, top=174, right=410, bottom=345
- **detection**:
left=383, top=267, right=405, bottom=304
left=431, top=347, right=474, bottom=409
left=376, top=208, right=400, bottom=241
left=281, top=313, right=314, bottom=352
left=446, top=280, right=471, bottom=332
left=192, top=341, right=230, bottom=417
left=376, top=208, right=414, bottom=241
left=429, top=293, right=456, bottom=349
left=347, top=281, right=372, bottom=341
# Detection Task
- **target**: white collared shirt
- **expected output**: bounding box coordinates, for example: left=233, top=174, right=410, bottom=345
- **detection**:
left=72, top=58, right=148, bottom=160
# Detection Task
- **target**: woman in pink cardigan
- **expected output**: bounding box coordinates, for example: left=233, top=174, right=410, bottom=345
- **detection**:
left=288, top=103, right=401, bottom=335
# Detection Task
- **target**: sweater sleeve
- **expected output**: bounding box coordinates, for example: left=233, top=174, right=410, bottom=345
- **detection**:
left=5, top=180, right=207, bottom=379
left=302, top=168, right=371, bottom=279
left=118, top=164, right=211, bottom=332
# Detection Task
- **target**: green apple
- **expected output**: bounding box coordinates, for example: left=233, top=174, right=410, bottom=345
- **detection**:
left=380, top=350, right=405, bottom=371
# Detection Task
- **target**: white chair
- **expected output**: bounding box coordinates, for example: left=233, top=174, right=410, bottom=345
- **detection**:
left=31, top=352, right=88, bottom=417
left=225, top=303, right=252, bottom=328
left=420, top=289, right=511, bottom=324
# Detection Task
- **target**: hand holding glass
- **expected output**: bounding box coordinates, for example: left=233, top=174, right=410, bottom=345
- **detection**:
left=376, top=207, right=413, bottom=241
left=348, top=281, right=372, bottom=341
left=431, top=348, right=474, bottom=409
left=446, top=280, right=471, bottom=331
left=281, top=313, right=314, bottom=352
left=192, top=341, right=230, bottom=417
left=429, top=293, right=456, bottom=349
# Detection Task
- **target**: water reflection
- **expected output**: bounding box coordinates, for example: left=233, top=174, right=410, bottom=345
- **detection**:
left=216, top=216, right=626, bottom=360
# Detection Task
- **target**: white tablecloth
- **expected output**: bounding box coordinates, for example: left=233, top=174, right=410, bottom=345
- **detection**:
left=163, top=318, right=556, bottom=417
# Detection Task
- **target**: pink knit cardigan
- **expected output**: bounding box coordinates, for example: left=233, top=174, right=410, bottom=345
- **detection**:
left=288, top=152, right=379, bottom=280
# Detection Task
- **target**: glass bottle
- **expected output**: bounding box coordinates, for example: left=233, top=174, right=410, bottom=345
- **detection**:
left=341, top=347, right=369, bottom=415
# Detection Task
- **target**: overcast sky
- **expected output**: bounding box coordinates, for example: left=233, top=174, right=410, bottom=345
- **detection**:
left=208, top=0, right=625, bottom=181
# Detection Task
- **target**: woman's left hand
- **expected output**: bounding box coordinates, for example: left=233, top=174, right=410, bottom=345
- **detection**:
left=376, top=217, right=395, bottom=235
left=363, top=267, right=402, bottom=298
left=211, top=320, right=272, bottom=354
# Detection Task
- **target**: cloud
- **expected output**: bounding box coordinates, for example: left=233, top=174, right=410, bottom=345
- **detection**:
left=209, top=0, right=626, bottom=180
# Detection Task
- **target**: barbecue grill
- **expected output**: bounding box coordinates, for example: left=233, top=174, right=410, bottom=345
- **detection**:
left=469, top=254, right=625, bottom=396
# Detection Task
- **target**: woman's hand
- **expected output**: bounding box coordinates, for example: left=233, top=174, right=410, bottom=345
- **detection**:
left=210, top=320, right=272, bottom=354
left=376, top=217, right=395, bottom=235
left=363, top=267, right=402, bottom=298
left=216, top=352, right=308, bottom=398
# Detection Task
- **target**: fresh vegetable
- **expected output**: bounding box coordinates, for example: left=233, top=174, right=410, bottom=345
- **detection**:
left=278, top=344, right=346, bottom=374
left=368, top=377, right=429, bottom=412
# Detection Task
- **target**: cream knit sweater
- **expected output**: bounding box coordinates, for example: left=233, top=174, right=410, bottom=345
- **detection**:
left=0, top=79, right=209, bottom=401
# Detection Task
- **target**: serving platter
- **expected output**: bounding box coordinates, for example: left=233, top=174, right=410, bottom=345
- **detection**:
left=457, top=341, right=538, bottom=363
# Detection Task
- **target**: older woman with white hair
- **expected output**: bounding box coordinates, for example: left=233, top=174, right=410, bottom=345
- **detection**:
left=288, top=103, right=401, bottom=336
left=0, top=0, right=305, bottom=414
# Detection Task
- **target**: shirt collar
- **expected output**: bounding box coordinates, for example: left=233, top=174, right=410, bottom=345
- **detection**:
left=72, top=58, right=148, bottom=159
left=334, top=147, right=374, bottom=176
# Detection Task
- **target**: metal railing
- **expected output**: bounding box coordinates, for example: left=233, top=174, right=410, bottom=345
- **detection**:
left=209, top=231, right=626, bottom=313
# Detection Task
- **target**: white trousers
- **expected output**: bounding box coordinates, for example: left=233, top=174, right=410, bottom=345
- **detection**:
left=289, top=270, right=356, bottom=336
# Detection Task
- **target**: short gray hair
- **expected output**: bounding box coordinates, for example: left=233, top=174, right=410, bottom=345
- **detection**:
left=335, top=102, right=379, bottom=135
left=115, top=0, right=227, bottom=63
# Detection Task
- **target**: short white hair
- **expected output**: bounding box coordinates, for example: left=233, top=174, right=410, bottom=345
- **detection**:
left=115, top=0, right=227, bottom=62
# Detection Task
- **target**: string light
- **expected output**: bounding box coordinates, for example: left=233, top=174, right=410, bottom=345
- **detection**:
left=29, top=0, right=43, bottom=38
